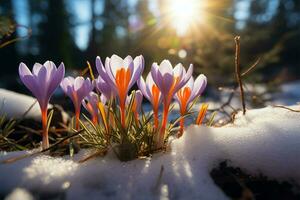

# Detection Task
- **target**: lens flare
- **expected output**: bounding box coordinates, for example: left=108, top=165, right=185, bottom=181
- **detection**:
left=168, top=0, right=203, bottom=36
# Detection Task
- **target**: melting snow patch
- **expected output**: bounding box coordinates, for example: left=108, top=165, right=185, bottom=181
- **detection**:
left=0, top=105, right=300, bottom=199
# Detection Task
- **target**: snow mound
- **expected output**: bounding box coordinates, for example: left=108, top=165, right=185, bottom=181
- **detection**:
left=0, top=105, right=300, bottom=199
left=0, top=89, right=50, bottom=120
left=4, top=188, right=34, bottom=200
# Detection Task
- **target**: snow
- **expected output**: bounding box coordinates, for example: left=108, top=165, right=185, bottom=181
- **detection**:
left=272, top=80, right=300, bottom=105
left=0, top=89, right=69, bottom=123
left=0, top=89, right=48, bottom=120
left=1, top=105, right=300, bottom=199
left=4, top=188, right=34, bottom=200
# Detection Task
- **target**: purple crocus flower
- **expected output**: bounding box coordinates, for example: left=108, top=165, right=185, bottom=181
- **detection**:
left=174, top=74, right=207, bottom=136
left=60, top=76, right=93, bottom=130
left=96, top=55, right=144, bottom=127
left=151, top=60, right=193, bottom=98
left=151, top=60, right=193, bottom=145
left=82, top=92, right=100, bottom=125
left=18, top=61, right=65, bottom=149
left=137, top=72, right=162, bottom=128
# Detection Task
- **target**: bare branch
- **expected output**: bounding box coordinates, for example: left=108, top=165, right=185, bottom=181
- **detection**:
left=234, top=36, right=246, bottom=115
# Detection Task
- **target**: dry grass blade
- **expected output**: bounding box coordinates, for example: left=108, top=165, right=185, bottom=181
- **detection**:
left=86, top=61, right=95, bottom=80
left=241, top=58, right=260, bottom=77
left=1, top=129, right=84, bottom=164
left=273, top=105, right=300, bottom=112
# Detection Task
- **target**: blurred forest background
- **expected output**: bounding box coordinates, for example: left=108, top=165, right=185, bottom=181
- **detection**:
left=0, top=0, right=300, bottom=90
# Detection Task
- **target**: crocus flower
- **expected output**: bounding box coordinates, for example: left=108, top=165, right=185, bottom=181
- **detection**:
left=96, top=55, right=144, bottom=127
left=151, top=60, right=193, bottom=145
left=137, top=72, right=162, bottom=129
left=82, top=92, right=100, bottom=125
left=19, top=61, right=65, bottom=149
left=60, top=76, right=93, bottom=130
left=126, top=90, right=143, bottom=122
left=174, top=74, right=207, bottom=136
left=94, top=75, right=114, bottom=100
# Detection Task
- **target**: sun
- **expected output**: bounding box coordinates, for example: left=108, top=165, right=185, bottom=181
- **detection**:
left=168, top=0, right=204, bottom=36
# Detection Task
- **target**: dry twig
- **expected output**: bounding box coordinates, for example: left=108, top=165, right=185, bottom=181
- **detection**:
left=234, top=36, right=246, bottom=115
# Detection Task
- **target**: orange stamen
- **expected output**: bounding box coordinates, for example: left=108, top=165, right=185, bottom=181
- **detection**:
left=115, top=67, right=131, bottom=127
left=196, top=103, right=209, bottom=125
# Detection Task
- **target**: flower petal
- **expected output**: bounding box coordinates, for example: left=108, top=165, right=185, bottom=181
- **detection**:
left=184, top=64, right=194, bottom=82
left=158, top=60, right=173, bottom=77
left=95, top=76, right=114, bottom=98
left=96, top=56, right=117, bottom=92
left=60, top=76, right=75, bottom=95
left=19, top=62, right=32, bottom=77
left=95, top=56, right=104, bottom=76
left=191, top=74, right=207, bottom=99
left=47, top=62, right=65, bottom=97
left=74, top=77, right=85, bottom=91
left=158, top=69, right=173, bottom=95
left=129, top=55, right=144, bottom=88
left=36, top=66, right=49, bottom=108
left=32, top=63, right=43, bottom=76
left=110, top=54, right=124, bottom=77
left=137, top=76, right=150, bottom=101
left=151, top=63, right=162, bottom=92
left=123, top=55, right=133, bottom=69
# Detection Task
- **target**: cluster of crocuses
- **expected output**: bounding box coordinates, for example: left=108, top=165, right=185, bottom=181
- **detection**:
left=18, top=55, right=207, bottom=150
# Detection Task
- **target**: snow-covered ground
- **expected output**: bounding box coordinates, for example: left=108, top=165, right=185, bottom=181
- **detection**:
left=272, top=80, right=300, bottom=105
left=1, top=105, right=300, bottom=200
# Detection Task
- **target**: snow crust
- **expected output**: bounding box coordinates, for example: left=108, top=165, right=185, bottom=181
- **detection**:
left=1, top=105, right=300, bottom=199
